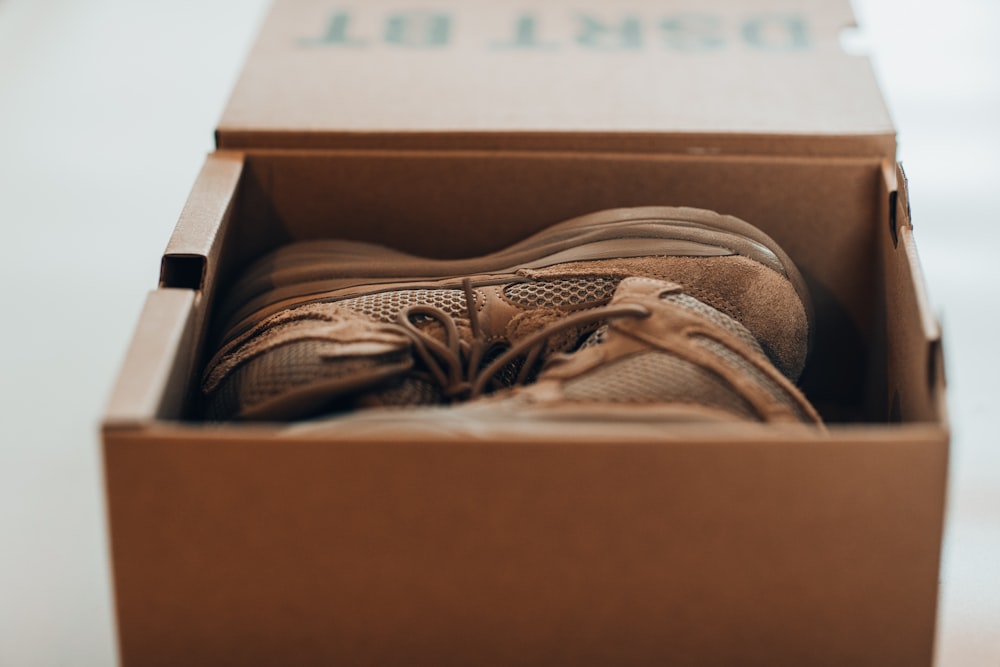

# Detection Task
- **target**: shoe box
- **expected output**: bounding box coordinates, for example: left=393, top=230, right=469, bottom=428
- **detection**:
left=102, top=0, right=948, bottom=664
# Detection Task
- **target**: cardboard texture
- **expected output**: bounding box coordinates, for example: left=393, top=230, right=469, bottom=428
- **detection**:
left=218, top=0, right=894, bottom=155
left=103, top=0, right=948, bottom=664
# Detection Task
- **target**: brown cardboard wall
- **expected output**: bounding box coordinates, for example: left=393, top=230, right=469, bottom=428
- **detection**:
left=105, top=426, right=947, bottom=667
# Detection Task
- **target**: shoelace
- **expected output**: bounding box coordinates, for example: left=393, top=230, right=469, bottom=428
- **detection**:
left=397, top=279, right=650, bottom=401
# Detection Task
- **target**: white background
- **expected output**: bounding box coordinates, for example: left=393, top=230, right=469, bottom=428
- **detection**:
left=1, top=1, right=997, bottom=664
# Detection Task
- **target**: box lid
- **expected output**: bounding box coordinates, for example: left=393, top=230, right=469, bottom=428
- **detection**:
left=218, top=0, right=894, bottom=157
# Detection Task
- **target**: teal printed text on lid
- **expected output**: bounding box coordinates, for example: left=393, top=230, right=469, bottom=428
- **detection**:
left=300, top=11, right=813, bottom=51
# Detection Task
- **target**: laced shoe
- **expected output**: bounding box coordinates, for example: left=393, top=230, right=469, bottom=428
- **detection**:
left=202, top=207, right=813, bottom=421
left=290, top=277, right=824, bottom=434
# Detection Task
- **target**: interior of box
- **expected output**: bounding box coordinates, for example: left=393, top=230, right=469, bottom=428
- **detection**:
left=164, top=149, right=929, bottom=425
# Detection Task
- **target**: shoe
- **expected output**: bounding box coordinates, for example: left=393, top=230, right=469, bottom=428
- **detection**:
left=289, top=277, right=824, bottom=435
left=202, top=207, right=812, bottom=421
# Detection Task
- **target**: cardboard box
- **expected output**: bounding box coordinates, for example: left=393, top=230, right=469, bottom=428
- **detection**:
left=103, top=1, right=948, bottom=664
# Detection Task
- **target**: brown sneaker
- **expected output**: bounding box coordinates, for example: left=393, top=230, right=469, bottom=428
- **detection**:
left=202, top=207, right=812, bottom=420
left=290, top=277, right=823, bottom=434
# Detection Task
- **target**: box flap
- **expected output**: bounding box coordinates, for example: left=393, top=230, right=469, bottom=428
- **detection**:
left=218, top=0, right=894, bottom=156
left=103, top=289, right=199, bottom=427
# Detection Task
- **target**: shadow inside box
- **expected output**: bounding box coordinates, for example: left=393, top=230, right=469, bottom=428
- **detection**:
left=798, top=271, right=873, bottom=424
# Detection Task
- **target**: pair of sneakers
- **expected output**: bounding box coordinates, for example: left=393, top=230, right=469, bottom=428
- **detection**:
left=201, top=207, right=822, bottom=427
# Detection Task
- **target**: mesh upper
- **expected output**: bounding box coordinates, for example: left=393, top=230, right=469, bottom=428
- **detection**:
left=353, top=377, right=443, bottom=409
left=205, top=339, right=406, bottom=420
left=338, top=289, right=468, bottom=322
left=206, top=278, right=615, bottom=419
left=577, top=292, right=764, bottom=359
left=561, top=351, right=758, bottom=419
left=692, top=335, right=807, bottom=421
left=662, top=293, right=762, bottom=353
left=331, top=278, right=618, bottom=324
left=556, top=290, right=808, bottom=422
left=503, top=278, right=618, bottom=308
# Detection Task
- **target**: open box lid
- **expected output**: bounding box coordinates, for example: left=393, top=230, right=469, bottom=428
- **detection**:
left=219, top=0, right=894, bottom=157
